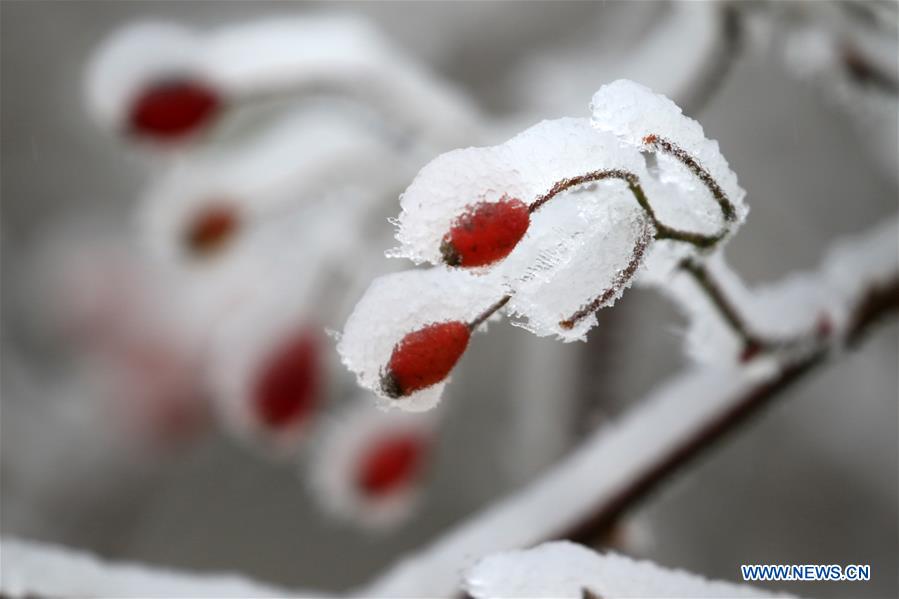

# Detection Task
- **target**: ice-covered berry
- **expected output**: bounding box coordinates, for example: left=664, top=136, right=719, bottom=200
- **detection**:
left=441, top=198, right=530, bottom=267
left=381, top=321, right=470, bottom=398
left=183, top=204, right=239, bottom=256
left=252, top=330, right=320, bottom=429
left=356, top=433, right=427, bottom=497
left=129, top=79, right=221, bottom=140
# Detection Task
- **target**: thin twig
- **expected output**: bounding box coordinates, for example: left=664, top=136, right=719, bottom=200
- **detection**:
left=642, top=134, right=737, bottom=222
left=679, top=258, right=768, bottom=355
left=362, top=218, right=897, bottom=597
left=559, top=222, right=653, bottom=330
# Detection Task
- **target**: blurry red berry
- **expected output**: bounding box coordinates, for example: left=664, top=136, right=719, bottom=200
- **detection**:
left=739, top=340, right=763, bottom=363
left=128, top=79, right=221, bottom=140
left=441, top=198, right=530, bottom=267
left=253, top=330, right=320, bottom=429
left=184, top=204, right=239, bottom=256
left=381, top=321, right=470, bottom=398
left=356, top=433, right=427, bottom=497
left=816, top=313, right=833, bottom=339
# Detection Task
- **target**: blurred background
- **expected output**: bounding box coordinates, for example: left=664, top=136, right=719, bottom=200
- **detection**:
left=1, top=2, right=897, bottom=597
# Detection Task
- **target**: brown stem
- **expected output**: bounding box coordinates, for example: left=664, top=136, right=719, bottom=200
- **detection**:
left=528, top=169, right=724, bottom=249
left=559, top=221, right=653, bottom=330
left=465, top=137, right=739, bottom=335
left=468, top=296, right=511, bottom=331
left=558, top=271, right=899, bottom=545
left=642, top=134, right=737, bottom=222
left=680, top=258, right=768, bottom=354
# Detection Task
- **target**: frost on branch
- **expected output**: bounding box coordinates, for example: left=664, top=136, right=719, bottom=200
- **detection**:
left=465, top=541, right=780, bottom=599
left=342, top=79, right=751, bottom=406
left=1, top=537, right=295, bottom=598
left=309, top=400, right=437, bottom=529
left=337, top=268, right=503, bottom=410
left=590, top=79, right=748, bottom=283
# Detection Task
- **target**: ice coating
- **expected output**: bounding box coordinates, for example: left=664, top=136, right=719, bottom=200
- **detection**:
left=392, top=118, right=645, bottom=266
left=503, top=118, right=646, bottom=200
left=591, top=79, right=748, bottom=235
left=500, top=184, right=653, bottom=341
left=337, top=268, right=503, bottom=411
left=390, top=144, right=529, bottom=265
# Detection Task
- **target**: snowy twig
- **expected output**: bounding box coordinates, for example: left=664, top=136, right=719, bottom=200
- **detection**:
left=0, top=537, right=305, bottom=598
left=358, top=217, right=898, bottom=597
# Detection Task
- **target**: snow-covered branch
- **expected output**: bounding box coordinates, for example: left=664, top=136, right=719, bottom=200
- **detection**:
left=357, top=216, right=898, bottom=597
left=464, top=541, right=782, bottom=599
left=0, top=537, right=302, bottom=598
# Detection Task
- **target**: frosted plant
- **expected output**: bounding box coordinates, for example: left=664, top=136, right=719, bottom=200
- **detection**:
left=139, top=109, right=404, bottom=273
left=339, top=79, right=787, bottom=409
left=84, top=17, right=479, bottom=147
left=308, top=399, right=437, bottom=530
left=72, top=17, right=459, bottom=455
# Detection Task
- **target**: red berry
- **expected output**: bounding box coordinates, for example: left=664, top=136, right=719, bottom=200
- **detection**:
left=184, top=204, right=239, bottom=256
left=129, top=79, right=221, bottom=140
left=356, top=434, right=427, bottom=497
left=441, top=198, right=530, bottom=267
left=381, top=321, right=470, bottom=398
left=253, top=329, right=320, bottom=429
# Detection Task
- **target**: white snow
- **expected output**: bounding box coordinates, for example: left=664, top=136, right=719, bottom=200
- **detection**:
left=308, top=399, right=438, bottom=530
left=501, top=187, right=653, bottom=341
left=357, top=217, right=896, bottom=597
left=591, top=79, right=749, bottom=235
left=465, top=541, right=781, bottom=598
left=0, top=537, right=302, bottom=598
left=391, top=117, right=646, bottom=267
left=86, top=16, right=479, bottom=147
left=337, top=267, right=504, bottom=411
left=84, top=22, right=204, bottom=131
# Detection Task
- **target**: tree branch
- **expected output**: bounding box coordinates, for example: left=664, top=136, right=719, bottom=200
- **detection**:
left=360, top=218, right=898, bottom=598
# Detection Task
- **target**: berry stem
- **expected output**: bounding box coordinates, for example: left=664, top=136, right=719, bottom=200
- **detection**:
left=559, top=220, right=653, bottom=330
left=463, top=137, right=742, bottom=334
left=642, top=134, right=737, bottom=222
left=468, top=296, right=511, bottom=331
left=679, top=258, right=770, bottom=356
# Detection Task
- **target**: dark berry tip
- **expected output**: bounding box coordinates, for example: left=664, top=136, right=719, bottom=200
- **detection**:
left=380, top=369, right=404, bottom=399
left=440, top=237, right=462, bottom=267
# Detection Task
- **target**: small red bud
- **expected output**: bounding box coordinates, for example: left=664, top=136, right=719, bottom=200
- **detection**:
left=739, top=340, right=763, bottom=363
left=441, top=198, right=530, bottom=267
left=356, top=434, right=427, bottom=497
left=381, top=321, right=470, bottom=398
left=129, top=79, right=221, bottom=140
left=184, top=204, right=239, bottom=256
left=253, top=330, right=320, bottom=429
